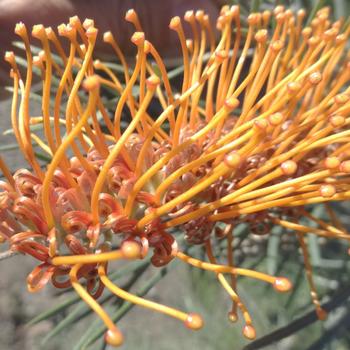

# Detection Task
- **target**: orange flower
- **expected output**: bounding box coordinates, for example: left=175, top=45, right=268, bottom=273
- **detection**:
left=1, top=5, right=350, bottom=346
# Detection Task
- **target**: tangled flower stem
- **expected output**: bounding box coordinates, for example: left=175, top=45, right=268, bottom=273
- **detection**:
left=69, top=263, right=124, bottom=347
left=1, top=4, right=350, bottom=347
left=205, top=239, right=255, bottom=337
left=98, top=262, right=203, bottom=330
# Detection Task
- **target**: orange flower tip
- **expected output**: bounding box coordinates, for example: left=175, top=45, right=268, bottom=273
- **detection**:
left=125, top=9, right=138, bottom=23
left=224, top=97, right=239, bottom=110
left=4, top=51, right=15, bottom=65
left=174, top=93, right=181, bottom=101
left=146, top=75, right=161, bottom=90
left=32, top=24, right=46, bottom=39
left=103, top=31, right=113, bottom=43
left=302, top=27, right=312, bottom=38
left=131, top=32, right=145, bottom=46
left=231, top=5, right=240, bottom=17
left=311, top=18, right=320, bottom=28
left=255, top=29, right=268, bottom=43
left=268, top=112, right=283, bottom=126
left=335, top=34, right=346, bottom=45
left=247, top=13, right=260, bottom=26
left=308, top=72, right=322, bottom=85
left=69, top=15, right=81, bottom=26
left=324, top=157, right=340, bottom=170
left=316, top=308, right=328, bottom=321
left=287, top=82, right=302, bottom=95
left=57, top=23, right=67, bottom=36
left=121, top=240, right=142, bottom=259
left=285, top=9, right=293, bottom=19
left=186, top=39, right=193, bottom=51
left=105, top=329, right=124, bottom=347
left=58, top=24, right=75, bottom=38
left=323, top=28, right=338, bottom=41
left=86, top=26, right=98, bottom=39
left=195, top=10, right=204, bottom=21
left=224, top=152, right=241, bottom=168
left=82, top=75, right=100, bottom=91
left=215, top=50, right=228, bottom=62
left=184, top=10, right=195, bottom=22
left=329, top=115, right=345, bottom=128
left=297, top=9, right=306, bottom=19
left=332, top=20, right=341, bottom=29
left=15, top=22, right=26, bottom=36
left=220, top=5, right=230, bottom=15
left=262, top=10, right=271, bottom=22
left=169, top=16, right=181, bottom=30
left=274, top=5, right=285, bottom=15
left=317, top=8, right=330, bottom=18
left=275, top=12, right=286, bottom=24
left=184, top=313, right=203, bottom=330
left=256, top=13, right=263, bottom=22
left=334, top=94, right=349, bottom=105
left=33, top=56, right=42, bottom=67
left=319, top=184, right=336, bottom=198
left=83, top=18, right=95, bottom=30
left=271, top=41, right=284, bottom=52
left=273, top=277, right=292, bottom=293
left=45, top=27, right=53, bottom=36
left=340, top=161, right=350, bottom=173
left=228, top=311, right=238, bottom=323
left=319, top=16, right=329, bottom=25
left=308, top=36, right=321, bottom=48
left=280, top=160, right=297, bottom=175
left=243, top=325, right=256, bottom=340
left=39, top=50, right=45, bottom=60
left=93, top=59, right=102, bottom=69
left=288, top=17, right=296, bottom=27
left=254, top=119, right=269, bottom=131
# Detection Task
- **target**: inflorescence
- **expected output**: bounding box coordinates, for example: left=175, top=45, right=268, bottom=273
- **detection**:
left=1, top=5, right=350, bottom=346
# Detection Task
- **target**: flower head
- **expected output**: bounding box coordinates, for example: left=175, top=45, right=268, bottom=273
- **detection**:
left=1, top=5, right=350, bottom=346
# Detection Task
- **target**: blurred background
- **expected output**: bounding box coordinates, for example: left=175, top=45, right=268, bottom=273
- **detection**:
left=1, top=0, right=350, bottom=349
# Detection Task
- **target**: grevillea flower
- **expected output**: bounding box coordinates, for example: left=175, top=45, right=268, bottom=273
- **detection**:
left=1, top=5, right=350, bottom=346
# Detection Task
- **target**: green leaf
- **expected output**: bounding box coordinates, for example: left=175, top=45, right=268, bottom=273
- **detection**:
left=28, top=294, right=81, bottom=326
left=266, top=227, right=282, bottom=275
left=306, top=0, right=326, bottom=25
left=251, top=0, right=261, bottom=12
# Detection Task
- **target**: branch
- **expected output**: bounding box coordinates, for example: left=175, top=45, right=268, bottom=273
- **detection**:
left=0, top=250, right=18, bottom=261
left=243, top=286, right=350, bottom=350
left=306, top=310, right=350, bottom=350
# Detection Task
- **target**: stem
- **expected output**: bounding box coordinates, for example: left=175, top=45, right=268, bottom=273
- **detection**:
left=0, top=250, right=18, bottom=261
left=243, top=285, right=350, bottom=350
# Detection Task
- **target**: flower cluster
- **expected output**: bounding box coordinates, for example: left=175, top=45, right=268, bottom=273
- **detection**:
left=1, top=5, right=350, bottom=346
